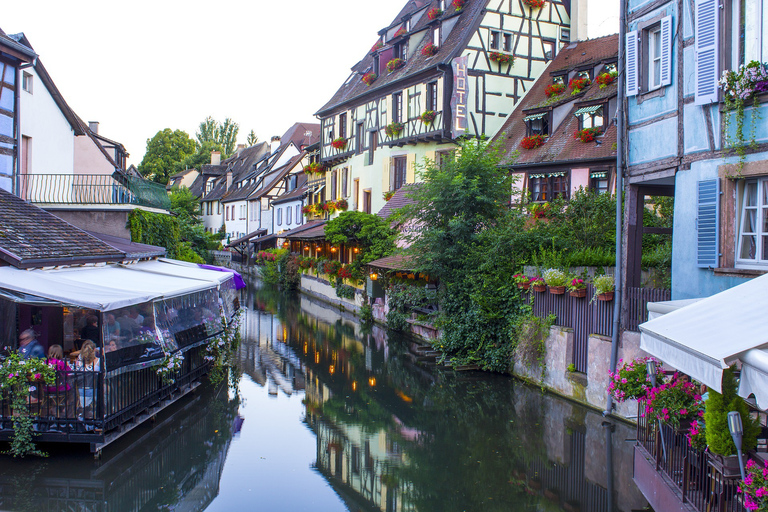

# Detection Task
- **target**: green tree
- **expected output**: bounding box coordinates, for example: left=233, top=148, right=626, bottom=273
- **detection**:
left=169, top=187, right=224, bottom=262
left=246, top=130, right=259, bottom=147
left=324, top=211, right=397, bottom=278
left=196, top=116, right=239, bottom=158
left=173, top=140, right=225, bottom=176
left=138, top=129, right=197, bottom=185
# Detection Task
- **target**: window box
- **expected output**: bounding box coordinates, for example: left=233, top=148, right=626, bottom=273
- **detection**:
left=595, top=71, right=618, bottom=89
left=574, top=127, right=602, bottom=143
left=568, top=77, right=591, bottom=95
left=385, top=122, right=404, bottom=138
left=393, top=26, right=407, bottom=39
left=452, top=0, right=466, bottom=11
left=331, top=137, right=347, bottom=150
left=489, top=52, right=513, bottom=65
left=422, top=43, right=439, bottom=57
left=304, top=162, right=324, bottom=174
left=371, top=41, right=383, bottom=53
left=386, top=58, right=405, bottom=73
left=427, top=7, right=443, bottom=20
left=521, top=135, right=545, bottom=149
left=522, top=0, right=546, bottom=8
left=362, top=72, right=377, bottom=86
left=420, top=110, right=437, bottom=125
left=545, top=83, right=565, bottom=97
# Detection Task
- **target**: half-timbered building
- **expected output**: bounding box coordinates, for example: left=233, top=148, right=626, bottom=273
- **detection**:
left=314, top=0, right=575, bottom=217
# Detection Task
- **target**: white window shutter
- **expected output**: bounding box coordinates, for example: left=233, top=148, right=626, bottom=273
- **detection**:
left=697, top=179, right=720, bottom=268
left=694, top=0, right=719, bottom=105
left=660, top=15, right=673, bottom=86
left=626, top=31, right=639, bottom=96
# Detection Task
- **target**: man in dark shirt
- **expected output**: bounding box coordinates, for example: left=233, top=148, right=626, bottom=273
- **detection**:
left=80, top=315, right=101, bottom=346
left=19, top=329, right=44, bottom=359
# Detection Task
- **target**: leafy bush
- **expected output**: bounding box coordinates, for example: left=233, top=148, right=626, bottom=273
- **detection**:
left=704, top=366, right=760, bottom=455
left=335, top=282, right=356, bottom=300
left=542, top=268, right=567, bottom=287
left=608, top=357, right=663, bottom=402
left=512, top=314, right=555, bottom=379
left=359, top=303, right=374, bottom=324
left=644, top=375, right=703, bottom=429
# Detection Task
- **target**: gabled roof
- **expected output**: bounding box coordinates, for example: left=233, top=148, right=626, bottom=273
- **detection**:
left=85, top=231, right=166, bottom=260
left=0, top=189, right=125, bottom=268
left=377, top=183, right=419, bottom=221
left=0, top=27, right=35, bottom=61
left=367, top=254, right=414, bottom=271
left=273, top=183, right=308, bottom=206
left=280, top=122, right=321, bottom=149
left=316, top=0, right=487, bottom=116
left=282, top=220, right=326, bottom=240
left=493, top=34, right=620, bottom=167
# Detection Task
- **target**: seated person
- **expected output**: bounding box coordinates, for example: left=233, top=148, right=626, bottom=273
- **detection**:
left=80, top=315, right=100, bottom=345
left=104, top=314, right=121, bottom=341
left=19, top=328, right=45, bottom=359
left=74, top=340, right=101, bottom=419
left=46, top=345, right=72, bottom=393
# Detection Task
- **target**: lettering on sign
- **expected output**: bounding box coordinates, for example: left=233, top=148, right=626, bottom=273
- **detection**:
left=451, top=55, right=469, bottom=138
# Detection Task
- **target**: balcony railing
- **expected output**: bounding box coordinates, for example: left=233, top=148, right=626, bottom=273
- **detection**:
left=19, top=173, right=171, bottom=210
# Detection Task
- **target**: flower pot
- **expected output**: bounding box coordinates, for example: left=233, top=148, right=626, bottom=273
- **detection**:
left=707, top=452, right=746, bottom=479
left=517, top=283, right=529, bottom=290
left=569, top=288, right=586, bottom=298
left=532, top=284, right=546, bottom=293
left=548, top=286, right=566, bottom=295
left=597, top=292, right=614, bottom=301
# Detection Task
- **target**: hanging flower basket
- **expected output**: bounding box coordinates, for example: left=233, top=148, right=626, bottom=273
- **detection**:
left=427, top=7, right=443, bottom=20
left=513, top=274, right=530, bottom=289
left=489, top=52, right=513, bottom=64
left=522, top=0, right=546, bottom=8
left=595, top=71, right=618, bottom=89
left=383, top=190, right=395, bottom=201
left=530, top=277, right=546, bottom=292
left=331, top=137, right=347, bottom=150
left=549, top=286, right=566, bottom=295
left=452, top=0, right=467, bottom=11
left=422, top=43, right=439, bottom=57
left=336, top=199, right=348, bottom=211
left=568, top=278, right=586, bottom=297
left=574, top=127, right=602, bottom=143
left=385, top=122, right=404, bottom=137
left=545, top=83, right=565, bottom=98
left=521, top=134, right=545, bottom=150
left=596, top=292, right=614, bottom=301
left=569, top=76, right=591, bottom=95
left=304, top=162, right=323, bottom=174
left=420, top=110, right=437, bottom=125
left=569, top=288, right=586, bottom=298
left=362, top=72, right=377, bottom=86
left=371, top=40, right=384, bottom=53
left=387, top=58, right=405, bottom=73
left=393, top=26, right=407, bottom=39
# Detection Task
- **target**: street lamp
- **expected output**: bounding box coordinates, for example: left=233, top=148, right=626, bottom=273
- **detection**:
left=646, top=359, right=666, bottom=459
left=728, top=411, right=747, bottom=481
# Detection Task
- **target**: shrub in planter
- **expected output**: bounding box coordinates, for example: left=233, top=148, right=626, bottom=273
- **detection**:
left=489, top=52, right=513, bottom=64
left=304, top=162, right=323, bottom=174
left=644, top=374, right=703, bottom=429
left=336, top=198, right=348, bottom=211
left=574, top=127, right=602, bottom=143
left=331, top=137, right=347, bottom=150
left=567, top=277, right=586, bottom=297
left=421, top=110, right=437, bottom=124
left=522, top=0, right=546, bottom=8
left=427, top=7, right=443, bottom=19
left=421, top=43, right=439, bottom=57
left=452, top=0, right=467, bottom=11
left=530, top=276, right=546, bottom=292
left=362, top=72, right=377, bottom=86
left=739, top=459, right=768, bottom=510
left=542, top=268, right=568, bottom=292
left=568, top=76, right=591, bottom=94
left=383, top=190, right=395, bottom=201
left=608, top=356, right=663, bottom=402
left=387, top=58, right=405, bottom=73
left=545, top=83, right=565, bottom=97
left=591, top=274, right=614, bottom=302
left=705, top=366, right=760, bottom=456
left=513, top=273, right=530, bottom=289
left=385, top=122, right=404, bottom=137
left=521, top=134, right=545, bottom=150
left=595, top=70, right=618, bottom=89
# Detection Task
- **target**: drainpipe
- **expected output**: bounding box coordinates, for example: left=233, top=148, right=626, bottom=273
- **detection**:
left=605, top=0, right=627, bottom=417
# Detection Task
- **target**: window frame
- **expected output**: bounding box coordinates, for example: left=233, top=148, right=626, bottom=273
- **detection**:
left=393, top=156, right=407, bottom=191
left=392, top=92, right=403, bottom=123
left=22, top=72, right=32, bottom=94
left=286, top=205, right=293, bottom=226
left=277, top=207, right=282, bottom=226
left=736, top=177, right=768, bottom=268
left=525, top=112, right=550, bottom=137
left=577, top=105, right=605, bottom=131
left=589, top=170, right=610, bottom=195
left=426, top=81, right=438, bottom=112
left=647, top=24, right=663, bottom=91
left=338, top=112, right=347, bottom=139
left=726, top=0, right=768, bottom=71
left=528, top=172, right=570, bottom=202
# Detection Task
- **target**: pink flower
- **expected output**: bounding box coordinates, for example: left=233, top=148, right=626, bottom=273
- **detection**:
left=621, top=378, right=627, bottom=383
left=756, top=487, right=768, bottom=498
left=33, top=373, right=41, bottom=380
left=679, top=408, right=688, bottom=416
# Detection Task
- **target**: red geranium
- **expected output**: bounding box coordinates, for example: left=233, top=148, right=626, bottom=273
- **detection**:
left=452, top=0, right=467, bottom=10
left=362, top=72, right=377, bottom=86
left=595, top=71, right=618, bottom=88
left=371, top=41, right=384, bottom=53
left=331, top=137, right=347, bottom=150
left=574, top=127, right=602, bottom=143
left=522, top=0, right=546, bottom=8
left=489, top=52, right=513, bottom=64
left=336, top=199, right=348, bottom=211
left=521, top=134, right=545, bottom=149
left=427, top=7, right=443, bottom=20
left=568, top=77, right=591, bottom=94
left=422, top=43, right=438, bottom=57
left=387, top=58, right=405, bottom=73
left=304, top=162, right=323, bottom=174
left=544, top=83, right=565, bottom=97
left=393, top=26, right=407, bottom=39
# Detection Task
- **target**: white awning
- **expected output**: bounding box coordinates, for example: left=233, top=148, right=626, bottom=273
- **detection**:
left=0, top=259, right=230, bottom=312
left=574, top=104, right=602, bottom=116
left=523, top=112, right=547, bottom=121
left=739, top=348, right=768, bottom=409
left=639, top=273, right=768, bottom=394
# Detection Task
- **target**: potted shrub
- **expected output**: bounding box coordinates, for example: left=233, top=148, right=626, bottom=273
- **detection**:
left=608, top=357, right=663, bottom=402
left=521, top=134, right=545, bottom=150
left=427, top=7, right=443, bottom=20
left=422, top=43, right=439, bottom=57
left=513, top=274, right=530, bottom=290
left=543, top=268, right=567, bottom=294
left=595, top=70, right=618, bottom=89
left=545, top=83, right=565, bottom=98
left=574, top=127, right=602, bottom=143
left=421, top=110, right=437, bottom=125
left=362, top=72, right=377, bottom=86
left=331, top=137, right=347, bottom=150
left=522, top=0, right=546, bottom=8
left=704, top=366, right=760, bottom=478
left=644, top=373, right=703, bottom=430
left=489, top=52, right=513, bottom=65
left=336, top=199, right=348, bottom=211
left=387, top=58, right=405, bottom=73
left=739, top=459, right=768, bottom=509
left=530, top=276, right=546, bottom=292
left=568, top=76, right=591, bottom=95
left=568, top=277, right=586, bottom=298
left=385, top=122, right=404, bottom=138
left=719, top=60, right=768, bottom=169
left=592, top=275, right=614, bottom=301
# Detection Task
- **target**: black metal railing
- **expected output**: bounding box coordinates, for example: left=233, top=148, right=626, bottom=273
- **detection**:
left=18, top=173, right=170, bottom=210
left=625, top=286, right=672, bottom=332
left=636, top=402, right=744, bottom=512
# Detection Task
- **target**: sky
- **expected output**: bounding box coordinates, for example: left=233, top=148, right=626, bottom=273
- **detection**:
left=3, top=0, right=619, bottom=167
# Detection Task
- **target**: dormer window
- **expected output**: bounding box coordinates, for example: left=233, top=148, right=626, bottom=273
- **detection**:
left=524, top=112, right=550, bottom=137
left=604, top=62, right=617, bottom=74
left=433, top=26, right=441, bottom=46
left=576, top=69, right=592, bottom=80
left=575, top=105, right=604, bottom=130
left=395, top=41, right=408, bottom=61
left=553, top=74, right=566, bottom=85
left=439, top=0, right=445, bottom=9
left=405, top=18, right=411, bottom=31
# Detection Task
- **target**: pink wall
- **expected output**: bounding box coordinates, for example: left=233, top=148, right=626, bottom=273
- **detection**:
left=570, top=168, right=590, bottom=195
left=74, top=135, right=114, bottom=175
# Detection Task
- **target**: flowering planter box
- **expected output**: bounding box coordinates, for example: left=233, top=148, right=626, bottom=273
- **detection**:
left=517, top=283, right=529, bottom=290
left=548, top=286, right=566, bottom=295
left=532, top=283, right=546, bottom=293
left=707, top=452, right=746, bottom=479
left=569, top=288, right=586, bottom=298
left=597, top=292, right=614, bottom=301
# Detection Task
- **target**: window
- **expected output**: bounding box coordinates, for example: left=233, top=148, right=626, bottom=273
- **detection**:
left=342, top=168, right=349, bottom=198
left=225, top=206, right=229, bottom=221
left=576, top=69, right=592, bottom=81
left=575, top=105, right=604, bottom=130
left=339, top=112, right=347, bottom=139
left=490, top=30, right=501, bottom=50
left=331, top=170, right=338, bottom=200
left=503, top=33, right=513, bottom=52
left=436, top=150, right=455, bottom=168
left=727, top=0, right=768, bottom=70
left=392, top=93, right=403, bottom=123
left=393, top=156, right=407, bottom=191
left=296, top=204, right=301, bottom=224
left=368, top=131, right=377, bottom=166
left=363, top=190, right=372, bottom=214
left=433, top=26, right=441, bottom=47
left=648, top=25, right=663, bottom=90
left=217, top=203, right=221, bottom=215
left=529, top=172, right=570, bottom=202
left=438, top=0, right=445, bottom=9
left=356, top=123, right=364, bottom=155
left=627, top=15, right=672, bottom=97
left=590, top=171, right=610, bottom=195
left=287, top=206, right=293, bottom=225
left=543, top=41, right=555, bottom=61
left=426, top=81, right=438, bottom=111
left=354, top=179, right=360, bottom=210
left=524, top=112, right=549, bottom=136
left=737, top=179, right=768, bottom=266
left=22, top=72, right=32, bottom=94
left=206, top=180, right=214, bottom=193
left=553, top=74, right=566, bottom=85
left=277, top=208, right=282, bottom=226
left=395, top=41, right=408, bottom=61
left=560, top=28, right=571, bottom=42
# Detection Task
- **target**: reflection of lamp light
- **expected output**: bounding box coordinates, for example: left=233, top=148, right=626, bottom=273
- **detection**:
left=354, top=248, right=359, bottom=253
left=352, top=381, right=357, bottom=391
left=370, top=272, right=378, bottom=281
left=331, top=247, right=337, bottom=253
left=329, top=365, right=335, bottom=375
left=315, top=352, right=320, bottom=363
left=303, top=342, right=308, bottom=354
left=728, top=411, right=747, bottom=481
left=368, top=376, right=376, bottom=387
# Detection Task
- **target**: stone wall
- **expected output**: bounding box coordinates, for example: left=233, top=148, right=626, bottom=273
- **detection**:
left=300, top=274, right=363, bottom=312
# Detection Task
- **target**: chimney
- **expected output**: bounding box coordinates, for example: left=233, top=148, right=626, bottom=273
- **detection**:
left=88, top=121, right=99, bottom=134
left=570, top=0, right=588, bottom=42
left=236, top=144, right=246, bottom=156
left=270, top=135, right=281, bottom=154
left=210, top=151, right=221, bottom=165
left=226, top=170, right=233, bottom=191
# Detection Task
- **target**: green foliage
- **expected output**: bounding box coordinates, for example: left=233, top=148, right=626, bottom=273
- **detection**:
left=324, top=211, right=397, bottom=278
left=359, top=302, right=374, bottom=324
left=206, top=310, right=242, bottom=387
left=704, top=366, right=760, bottom=455
left=196, top=116, right=240, bottom=158
left=246, top=130, right=259, bottom=147
left=511, top=314, right=555, bottom=380
left=138, top=128, right=197, bottom=185
left=278, top=252, right=300, bottom=291
left=259, top=249, right=287, bottom=285
left=335, top=280, right=356, bottom=299
left=174, top=140, right=224, bottom=176
left=128, top=209, right=182, bottom=258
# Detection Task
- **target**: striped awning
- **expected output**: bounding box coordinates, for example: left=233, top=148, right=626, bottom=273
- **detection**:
left=590, top=171, right=607, bottom=179
left=523, top=112, right=547, bottom=122
left=574, top=105, right=602, bottom=116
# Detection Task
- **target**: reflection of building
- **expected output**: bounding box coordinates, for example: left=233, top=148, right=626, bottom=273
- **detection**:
left=0, top=385, right=238, bottom=511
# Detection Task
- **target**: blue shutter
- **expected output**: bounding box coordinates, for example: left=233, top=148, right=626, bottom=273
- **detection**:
left=626, top=31, right=639, bottom=96
left=697, top=179, right=720, bottom=268
left=660, top=15, right=673, bottom=86
left=695, top=0, right=719, bottom=104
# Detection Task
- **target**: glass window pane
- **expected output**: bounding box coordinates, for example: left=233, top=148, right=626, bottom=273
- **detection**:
left=0, top=87, right=12, bottom=112
left=747, top=182, right=758, bottom=207
left=763, top=208, right=768, bottom=232
left=0, top=113, right=13, bottom=137
left=741, top=235, right=757, bottom=259
left=763, top=235, right=768, bottom=261
left=744, top=209, right=757, bottom=232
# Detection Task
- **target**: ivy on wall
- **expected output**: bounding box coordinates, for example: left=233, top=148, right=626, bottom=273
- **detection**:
left=128, top=209, right=183, bottom=260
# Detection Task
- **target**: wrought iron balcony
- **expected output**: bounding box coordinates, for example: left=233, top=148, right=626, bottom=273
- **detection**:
left=19, top=173, right=171, bottom=210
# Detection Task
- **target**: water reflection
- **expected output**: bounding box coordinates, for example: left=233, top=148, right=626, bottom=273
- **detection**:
left=243, top=283, right=649, bottom=512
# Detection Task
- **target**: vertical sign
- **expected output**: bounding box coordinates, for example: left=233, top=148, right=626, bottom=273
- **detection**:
left=451, top=55, right=468, bottom=138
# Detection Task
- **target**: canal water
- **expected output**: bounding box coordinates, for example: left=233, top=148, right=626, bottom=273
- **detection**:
left=0, top=282, right=649, bottom=511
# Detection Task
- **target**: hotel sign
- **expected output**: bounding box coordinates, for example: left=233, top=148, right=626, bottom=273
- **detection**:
left=451, top=55, right=469, bottom=138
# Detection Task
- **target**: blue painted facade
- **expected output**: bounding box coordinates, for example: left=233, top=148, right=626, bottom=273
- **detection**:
left=626, top=0, right=768, bottom=300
